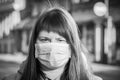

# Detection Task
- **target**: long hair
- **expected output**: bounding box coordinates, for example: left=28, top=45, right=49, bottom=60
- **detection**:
left=20, top=7, right=93, bottom=80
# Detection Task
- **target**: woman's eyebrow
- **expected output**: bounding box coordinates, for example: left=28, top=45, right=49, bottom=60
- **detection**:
left=56, top=37, right=66, bottom=40
left=38, top=35, right=49, bottom=38
left=38, top=36, right=49, bottom=39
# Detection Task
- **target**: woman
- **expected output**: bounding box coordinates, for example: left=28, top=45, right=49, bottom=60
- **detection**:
left=3, top=7, right=102, bottom=80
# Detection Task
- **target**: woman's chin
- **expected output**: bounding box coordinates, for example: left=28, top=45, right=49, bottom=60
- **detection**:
left=38, top=59, right=66, bottom=71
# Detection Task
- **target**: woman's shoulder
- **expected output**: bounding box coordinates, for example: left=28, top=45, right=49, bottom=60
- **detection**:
left=2, top=73, right=21, bottom=80
left=91, top=75, right=103, bottom=80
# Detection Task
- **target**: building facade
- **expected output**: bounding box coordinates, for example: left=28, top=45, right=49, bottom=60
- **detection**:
left=0, top=0, right=120, bottom=64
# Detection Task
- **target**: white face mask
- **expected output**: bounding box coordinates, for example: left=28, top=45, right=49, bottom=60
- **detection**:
left=35, top=43, right=71, bottom=69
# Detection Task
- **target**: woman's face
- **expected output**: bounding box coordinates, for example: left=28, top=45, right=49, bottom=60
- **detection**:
left=35, top=30, right=71, bottom=70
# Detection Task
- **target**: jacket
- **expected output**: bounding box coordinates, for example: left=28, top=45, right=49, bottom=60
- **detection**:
left=2, top=60, right=102, bottom=80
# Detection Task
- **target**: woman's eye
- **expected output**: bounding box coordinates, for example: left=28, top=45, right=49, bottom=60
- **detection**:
left=38, top=38, right=50, bottom=42
left=40, top=39, right=46, bottom=41
left=57, top=38, right=66, bottom=42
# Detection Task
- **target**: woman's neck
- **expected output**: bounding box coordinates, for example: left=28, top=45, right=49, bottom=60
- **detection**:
left=43, top=66, right=65, bottom=80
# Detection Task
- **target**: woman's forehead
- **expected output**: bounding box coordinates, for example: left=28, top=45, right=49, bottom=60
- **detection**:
left=38, top=30, right=65, bottom=38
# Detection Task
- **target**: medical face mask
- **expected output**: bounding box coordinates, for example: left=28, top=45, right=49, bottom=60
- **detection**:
left=35, top=43, right=71, bottom=68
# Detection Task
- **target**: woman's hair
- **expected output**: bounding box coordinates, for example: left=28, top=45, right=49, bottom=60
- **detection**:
left=20, top=7, right=93, bottom=80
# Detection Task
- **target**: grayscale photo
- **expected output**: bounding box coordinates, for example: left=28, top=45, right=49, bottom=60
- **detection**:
left=0, top=0, right=120, bottom=80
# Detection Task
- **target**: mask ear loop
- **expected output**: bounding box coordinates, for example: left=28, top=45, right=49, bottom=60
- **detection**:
left=68, top=44, right=72, bottom=58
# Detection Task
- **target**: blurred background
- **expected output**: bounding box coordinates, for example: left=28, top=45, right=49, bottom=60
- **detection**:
left=0, top=0, right=120, bottom=80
